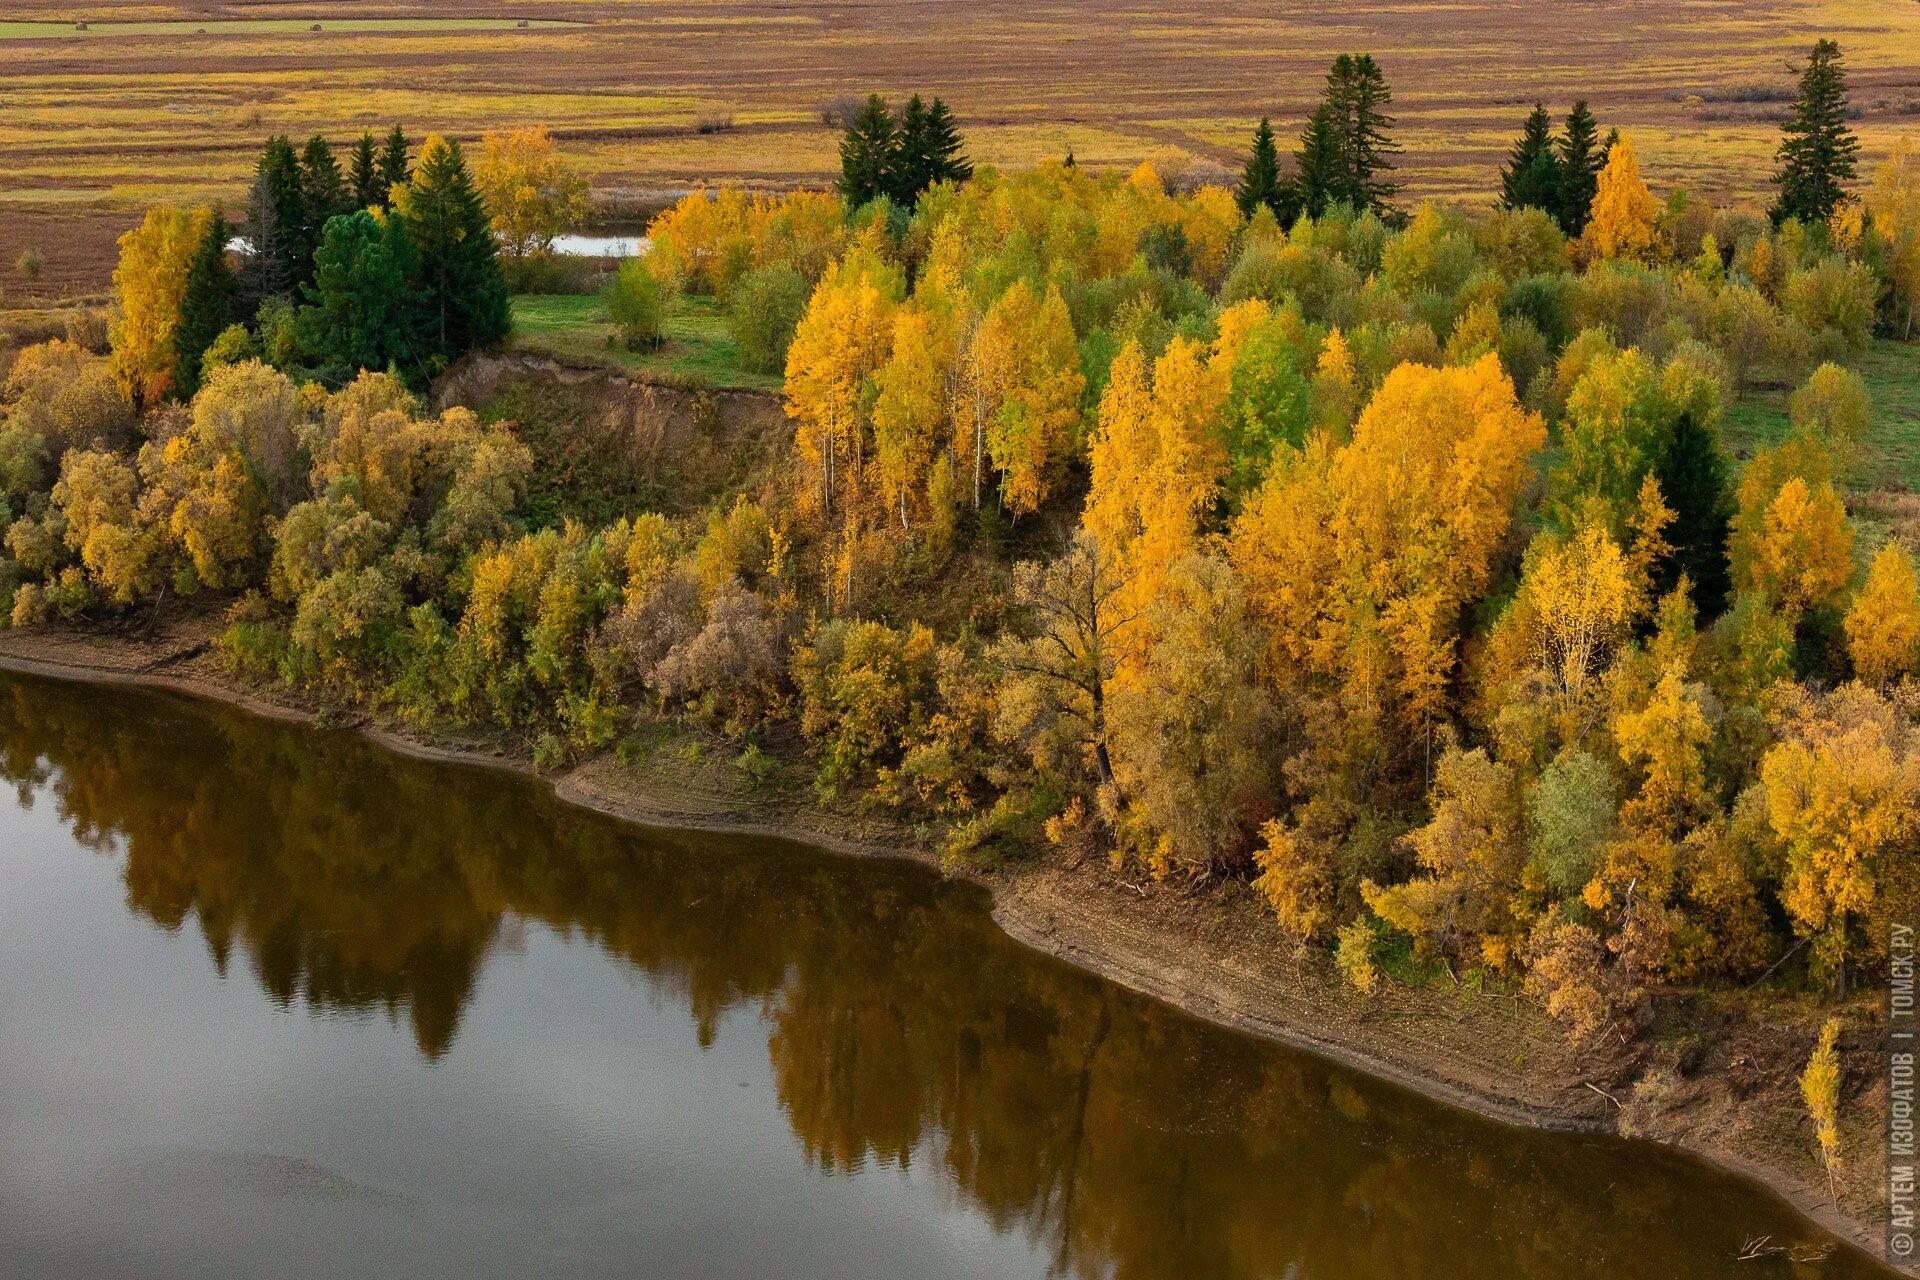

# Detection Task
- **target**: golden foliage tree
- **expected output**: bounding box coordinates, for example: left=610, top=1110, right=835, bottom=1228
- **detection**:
left=1365, top=743, right=1531, bottom=970
left=1581, top=135, right=1663, bottom=264
left=1800, top=1018, right=1844, bottom=1202
left=869, top=306, right=950, bottom=530
left=979, top=280, right=1084, bottom=516
left=1762, top=682, right=1920, bottom=988
left=784, top=258, right=899, bottom=518
left=1232, top=355, right=1545, bottom=747
left=110, top=204, right=214, bottom=407
left=473, top=124, right=592, bottom=261
left=1846, top=543, right=1920, bottom=688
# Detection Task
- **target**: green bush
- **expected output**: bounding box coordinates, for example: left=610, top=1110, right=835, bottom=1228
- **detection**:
left=725, top=263, right=809, bottom=374
left=605, top=258, right=669, bottom=350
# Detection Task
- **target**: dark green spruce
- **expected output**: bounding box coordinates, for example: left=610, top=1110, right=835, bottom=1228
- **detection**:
left=1500, top=104, right=1565, bottom=218
left=171, top=210, right=237, bottom=399
left=1556, top=100, right=1604, bottom=235
left=398, top=138, right=509, bottom=369
left=1653, top=408, right=1735, bottom=617
left=1237, top=117, right=1283, bottom=218
left=839, top=95, right=900, bottom=208
left=1771, top=39, right=1859, bottom=226
left=349, top=132, right=387, bottom=210
left=378, top=125, right=412, bottom=199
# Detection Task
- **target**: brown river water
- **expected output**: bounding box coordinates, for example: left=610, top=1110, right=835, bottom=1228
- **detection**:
left=0, top=670, right=1891, bottom=1279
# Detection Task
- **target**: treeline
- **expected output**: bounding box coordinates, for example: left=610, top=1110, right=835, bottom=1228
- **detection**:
left=140, top=128, right=511, bottom=407
left=3, top=42, right=1920, bottom=1046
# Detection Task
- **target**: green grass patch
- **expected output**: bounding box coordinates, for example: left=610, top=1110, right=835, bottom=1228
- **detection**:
left=1721, top=339, right=1920, bottom=493
left=510, top=292, right=778, bottom=393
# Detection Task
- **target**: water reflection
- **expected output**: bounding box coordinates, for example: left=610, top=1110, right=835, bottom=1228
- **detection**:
left=0, top=673, right=1885, bottom=1279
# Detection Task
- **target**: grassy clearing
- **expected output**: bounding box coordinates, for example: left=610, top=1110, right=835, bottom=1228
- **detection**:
left=510, top=292, right=779, bottom=392
left=1722, top=340, right=1920, bottom=492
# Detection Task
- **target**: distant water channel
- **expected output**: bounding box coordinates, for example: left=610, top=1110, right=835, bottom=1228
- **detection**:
left=0, top=671, right=1889, bottom=1279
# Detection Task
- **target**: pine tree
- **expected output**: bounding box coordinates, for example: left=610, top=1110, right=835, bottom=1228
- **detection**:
left=921, top=97, right=972, bottom=187
left=892, top=94, right=932, bottom=204
left=250, top=135, right=309, bottom=300
left=1501, top=104, right=1565, bottom=216
left=1294, top=104, right=1342, bottom=219
left=349, top=131, right=386, bottom=210
left=302, top=209, right=422, bottom=377
left=395, top=135, right=509, bottom=368
left=238, top=165, right=288, bottom=317
left=1323, top=54, right=1399, bottom=213
left=377, top=125, right=412, bottom=200
left=171, top=210, right=236, bottom=398
left=1237, top=117, right=1283, bottom=218
left=1557, top=100, right=1604, bottom=235
left=299, top=135, right=350, bottom=246
left=839, top=95, right=899, bottom=208
left=1654, top=408, right=1735, bottom=616
left=1772, top=39, right=1860, bottom=226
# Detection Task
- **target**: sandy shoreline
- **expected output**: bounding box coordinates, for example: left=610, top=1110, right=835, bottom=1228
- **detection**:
left=0, top=627, right=1893, bottom=1271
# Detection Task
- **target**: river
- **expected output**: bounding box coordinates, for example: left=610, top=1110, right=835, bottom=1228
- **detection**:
left=0, top=671, right=1886, bottom=1279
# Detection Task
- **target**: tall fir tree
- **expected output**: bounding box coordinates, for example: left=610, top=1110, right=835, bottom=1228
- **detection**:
left=377, top=125, right=412, bottom=201
left=298, top=135, right=350, bottom=246
left=1500, top=104, right=1565, bottom=217
left=1771, top=39, right=1859, bottom=226
left=838, top=95, right=899, bottom=208
left=171, top=210, right=237, bottom=398
left=1294, top=103, right=1342, bottom=220
left=1654, top=408, right=1735, bottom=616
left=1323, top=53, right=1399, bottom=213
left=349, top=132, right=386, bottom=210
left=395, top=135, right=509, bottom=367
left=921, top=97, right=972, bottom=187
left=892, top=94, right=932, bottom=204
left=250, top=135, right=309, bottom=302
left=1237, top=117, right=1283, bottom=217
left=1556, top=100, right=1605, bottom=235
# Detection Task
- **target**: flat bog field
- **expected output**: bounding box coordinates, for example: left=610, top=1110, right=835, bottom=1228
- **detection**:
left=4, top=0, right=1919, bottom=297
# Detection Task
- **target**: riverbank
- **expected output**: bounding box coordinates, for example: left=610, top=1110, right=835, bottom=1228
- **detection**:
left=0, top=621, right=1894, bottom=1272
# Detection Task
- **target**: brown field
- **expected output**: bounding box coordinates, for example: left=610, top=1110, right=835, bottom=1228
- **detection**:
left=3, top=0, right=1919, bottom=299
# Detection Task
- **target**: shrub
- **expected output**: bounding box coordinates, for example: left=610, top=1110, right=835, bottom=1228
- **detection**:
left=605, top=257, right=669, bottom=350
left=726, top=263, right=810, bottom=374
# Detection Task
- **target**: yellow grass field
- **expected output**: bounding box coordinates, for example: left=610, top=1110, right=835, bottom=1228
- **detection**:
left=3, top=0, right=1919, bottom=297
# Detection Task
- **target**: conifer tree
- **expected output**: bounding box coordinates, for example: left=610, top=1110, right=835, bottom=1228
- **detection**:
left=1237, top=117, right=1283, bottom=218
left=1557, top=100, right=1604, bottom=235
left=921, top=97, right=973, bottom=188
left=1772, top=39, right=1859, bottom=226
left=1294, top=104, right=1342, bottom=219
left=395, top=135, right=509, bottom=367
left=171, top=210, right=236, bottom=398
left=349, top=132, right=386, bottom=210
left=1653, top=408, right=1734, bottom=615
left=839, top=95, right=899, bottom=208
left=302, top=209, right=422, bottom=378
left=299, top=136, right=350, bottom=245
left=892, top=94, right=931, bottom=205
left=1323, top=54, right=1399, bottom=213
left=248, top=136, right=308, bottom=302
left=1501, top=104, right=1565, bottom=216
left=377, top=125, right=412, bottom=199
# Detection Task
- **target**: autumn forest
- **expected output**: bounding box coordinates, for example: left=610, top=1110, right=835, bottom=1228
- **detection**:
left=3, top=35, right=1920, bottom=1252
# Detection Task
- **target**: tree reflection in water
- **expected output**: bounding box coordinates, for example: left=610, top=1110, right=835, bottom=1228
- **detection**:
left=0, top=673, right=1881, bottom=1280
